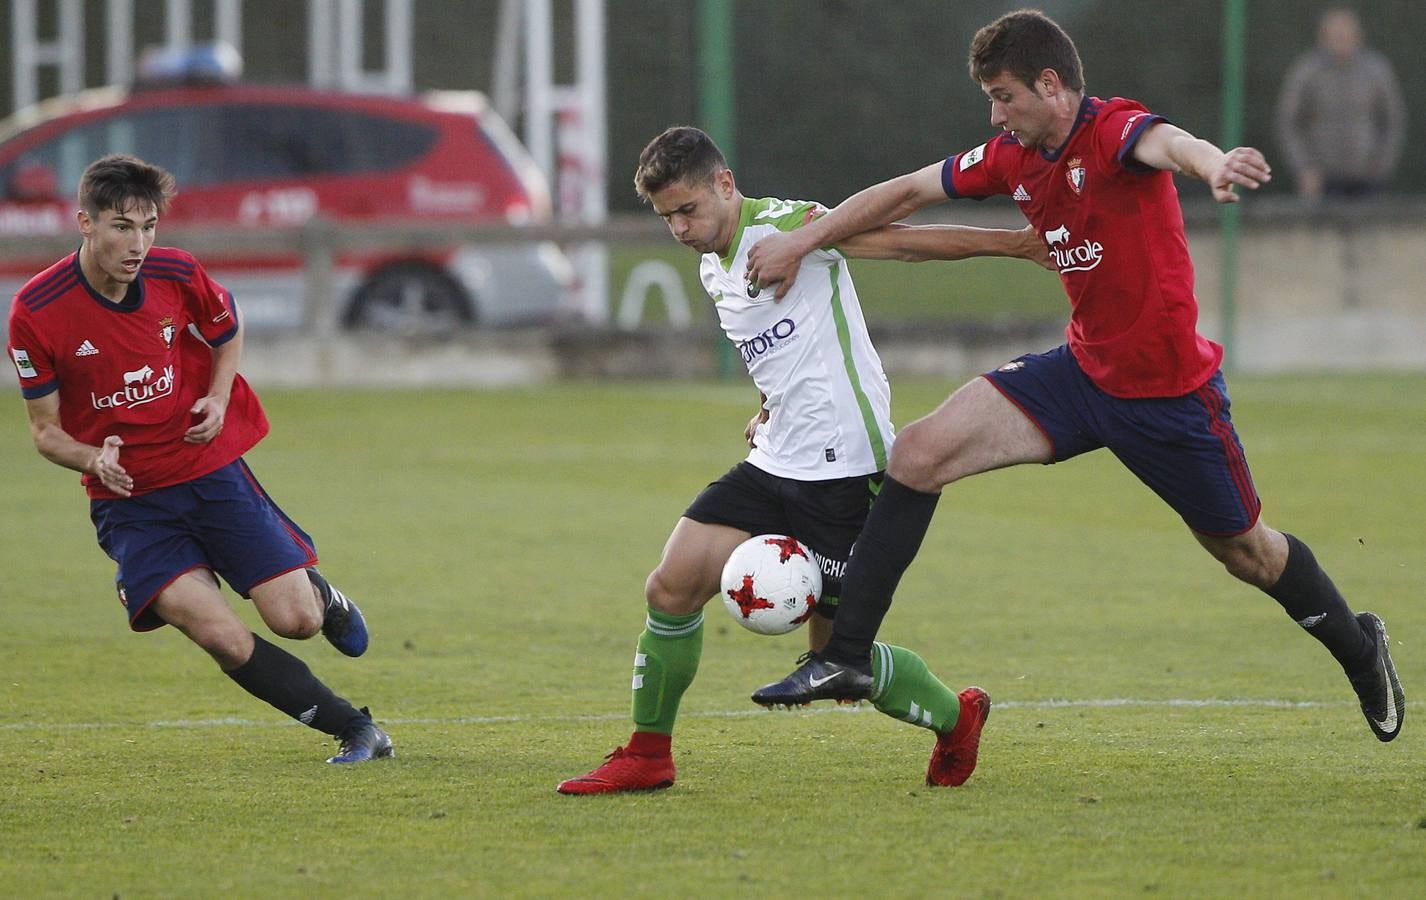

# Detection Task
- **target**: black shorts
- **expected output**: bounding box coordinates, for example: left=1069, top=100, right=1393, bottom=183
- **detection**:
left=684, top=461, right=883, bottom=617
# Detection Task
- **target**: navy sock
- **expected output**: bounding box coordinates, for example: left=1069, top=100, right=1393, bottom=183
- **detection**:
left=225, top=634, right=365, bottom=736
left=1264, top=533, right=1372, bottom=672
left=821, top=476, right=940, bottom=668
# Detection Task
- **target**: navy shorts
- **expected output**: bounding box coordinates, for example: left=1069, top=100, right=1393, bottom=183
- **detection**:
left=983, top=345, right=1261, bottom=537
left=89, top=458, right=319, bottom=632
left=684, top=461, right=883, bottom=616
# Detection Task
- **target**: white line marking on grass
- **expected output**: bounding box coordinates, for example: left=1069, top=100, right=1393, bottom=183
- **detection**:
left=0, top=697, right=1358, bottom=732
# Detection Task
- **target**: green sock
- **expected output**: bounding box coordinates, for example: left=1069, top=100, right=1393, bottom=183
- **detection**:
left=630, top=607, right=704, bottom=735
left=869, top=642, right=961, bottom=734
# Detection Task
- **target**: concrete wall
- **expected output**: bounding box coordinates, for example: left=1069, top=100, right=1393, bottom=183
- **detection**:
left=1194, top=216, right=1426, bottom=372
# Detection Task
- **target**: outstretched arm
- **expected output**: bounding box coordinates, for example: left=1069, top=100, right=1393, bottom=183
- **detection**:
left=746, top=161, right=949, bottom=298
left=1131, top=121, right=1271, bottom=204
left=837, top=222, right=1052, bottom=269
left=25, top=392, right=133, bottom=496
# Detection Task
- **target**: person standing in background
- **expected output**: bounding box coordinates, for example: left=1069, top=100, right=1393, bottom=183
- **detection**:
left=1276, top=7, right=1405, bottom=201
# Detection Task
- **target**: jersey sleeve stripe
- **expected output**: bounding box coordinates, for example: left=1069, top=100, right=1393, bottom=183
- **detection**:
left=139, top=265, right=194, bottom=282
left=941, top=157, right=962, bottom=198
left=19, top=378, right=58, bottom=399
left=1115, top=114, right=1167, bottom=173
left=142, top=256, right=195, bottom=270
left=144, top=250, right=196, bottom=269
left=18, top=265, right=75, bottom=300
left=208, top=320, right=240, bottom=347
left=142, top=273, right=194, bottom=285
left=19, top=273, right=78, bottom=311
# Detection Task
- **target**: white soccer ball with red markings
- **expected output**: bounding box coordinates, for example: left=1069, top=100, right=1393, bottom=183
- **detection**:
left=719, top=534, right=823, bottom=635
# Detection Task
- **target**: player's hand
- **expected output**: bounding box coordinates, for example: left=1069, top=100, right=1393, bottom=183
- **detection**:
left=1019, top=224, right=1055, bottom=270
left=1209, top=146, right=1271, bottom=204
left=744, top=408, right=769, bottom=448
left=92, top=435, right=133, bottom=497
left=745, top=231, right=807, bottom=301
left=184, top=394, right=227, bottom=444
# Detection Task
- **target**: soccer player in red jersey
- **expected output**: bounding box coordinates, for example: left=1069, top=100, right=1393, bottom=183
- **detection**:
left=7, top=155, right=393, bottom=763
left=745, top=10, right=1402, bottom=745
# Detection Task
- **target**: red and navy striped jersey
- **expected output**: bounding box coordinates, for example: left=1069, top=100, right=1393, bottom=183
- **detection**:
left=7, top=246, right=268, bottom=498
left=943, top=96, right=1222, bottom=399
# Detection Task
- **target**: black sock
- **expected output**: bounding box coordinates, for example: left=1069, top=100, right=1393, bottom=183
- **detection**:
left=225, top=634, right=365, bottom=736
left=1264, top=533, right=1372, bottom=672
left=821, top=476, right=940, bottom=668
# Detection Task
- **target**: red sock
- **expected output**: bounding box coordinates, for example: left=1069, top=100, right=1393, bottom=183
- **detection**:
left=627, top=731, right=672, bottom=756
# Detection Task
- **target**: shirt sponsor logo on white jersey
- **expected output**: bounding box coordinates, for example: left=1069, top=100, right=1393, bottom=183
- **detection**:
left=91, top=364, right=176, bottom=410
left=738, top=317, right=799, bottom=364
left=11, top=348, right=38, bottom=378
left=1045, top=225, right=1105, bottom=273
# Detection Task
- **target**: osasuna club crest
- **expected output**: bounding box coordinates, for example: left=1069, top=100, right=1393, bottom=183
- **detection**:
left=158, top=315, right=176, bottom=347
left=1065, top=156, right=1086, bottom=195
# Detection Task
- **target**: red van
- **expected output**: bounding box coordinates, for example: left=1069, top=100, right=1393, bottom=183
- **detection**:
left=0, top=80, right=575, bottom=334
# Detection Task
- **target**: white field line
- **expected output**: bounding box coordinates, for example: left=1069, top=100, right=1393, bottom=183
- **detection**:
left=0, top=697, right=1360, bottom=732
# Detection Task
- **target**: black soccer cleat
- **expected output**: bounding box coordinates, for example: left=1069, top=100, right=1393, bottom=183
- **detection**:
left=1347, top=612, right=1404, bottom=743
left=327, top=708, right=395, bottom=764
left=752, top=651, right=873, bottom=707
left=309, top=568, right=369, bottom=658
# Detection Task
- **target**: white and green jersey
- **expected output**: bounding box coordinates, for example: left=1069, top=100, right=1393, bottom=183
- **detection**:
left=700, top=196, right=894, bottom=481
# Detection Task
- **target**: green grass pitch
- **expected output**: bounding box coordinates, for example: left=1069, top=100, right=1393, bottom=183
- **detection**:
left=2, top=374, right=1423, bottom=897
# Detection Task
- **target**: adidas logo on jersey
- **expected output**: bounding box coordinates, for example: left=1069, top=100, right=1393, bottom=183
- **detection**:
left=1012, top=184, right=1032, bottom=202
left=75, top=340, right=99, bottom=356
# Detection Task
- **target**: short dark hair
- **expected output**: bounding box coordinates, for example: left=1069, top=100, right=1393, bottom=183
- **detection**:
left=77, top=154, right=176, bottom=216
left=634, top=126, right=727, bottom=201
left=969, top=9, right=1085, bottom=93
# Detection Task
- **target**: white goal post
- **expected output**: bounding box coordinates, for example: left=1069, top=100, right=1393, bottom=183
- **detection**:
left=495, top=0, right=610, bottom=325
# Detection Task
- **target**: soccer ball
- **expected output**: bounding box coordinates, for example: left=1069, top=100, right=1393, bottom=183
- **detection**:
left=719, top=534, right=823, bottom=635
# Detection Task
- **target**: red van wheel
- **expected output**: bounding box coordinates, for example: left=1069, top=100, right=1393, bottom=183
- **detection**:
left=344, top=263, right=474, bottom=333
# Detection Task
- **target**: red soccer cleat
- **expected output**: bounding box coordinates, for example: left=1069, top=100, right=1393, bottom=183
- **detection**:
left=926, top=686, right=991, bottom=787
left=557, top=735, right=676, bottom=795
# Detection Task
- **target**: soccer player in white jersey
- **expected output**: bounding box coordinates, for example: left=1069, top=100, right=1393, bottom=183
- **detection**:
left=557, top=126, right=1048, bottom=794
